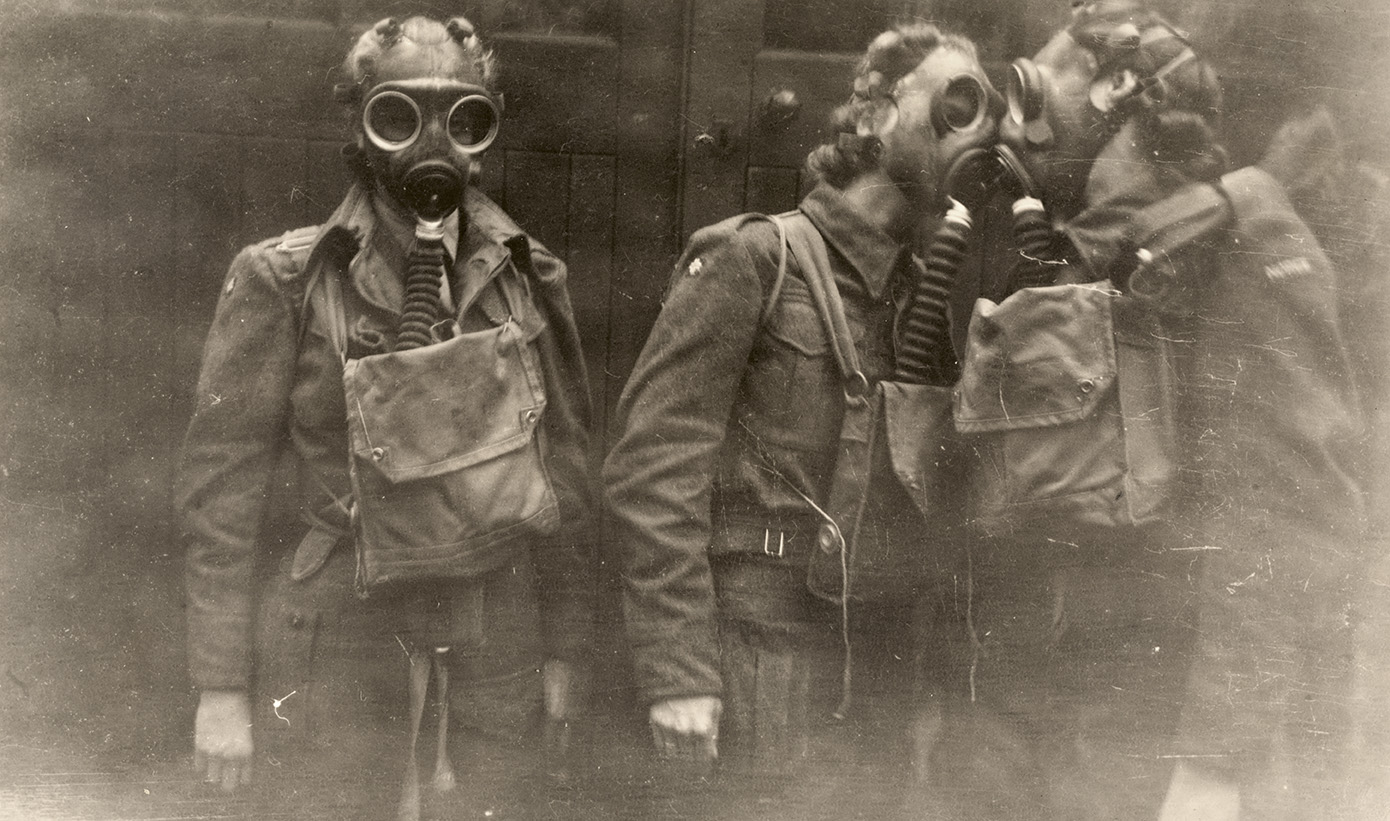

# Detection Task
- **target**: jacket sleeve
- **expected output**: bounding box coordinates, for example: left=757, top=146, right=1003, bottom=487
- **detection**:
left=523, top=241, right=599, bottom=665
left=176, top=243, right=300, bottom=691
left=602, top=222, right=770, bottom=704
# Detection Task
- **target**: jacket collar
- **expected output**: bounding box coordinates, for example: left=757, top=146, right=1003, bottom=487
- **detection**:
left=799, top=182, right=902, bottom=301
left=306, top=184, right=531, bottom=316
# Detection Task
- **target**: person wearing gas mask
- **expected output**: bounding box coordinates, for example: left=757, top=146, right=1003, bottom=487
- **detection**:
left=603, top=22, right=997, bottom=818
left=176, top=16, right=595, bottom=820
left=961, top=1, right=1366, bottom=819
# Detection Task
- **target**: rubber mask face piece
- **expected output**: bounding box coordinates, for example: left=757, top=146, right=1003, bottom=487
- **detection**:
left=942, top=147, right=1001, bottom=212
left=877, top=49, right=998, bottom=213
left=361, top=81, right=501, bottom=221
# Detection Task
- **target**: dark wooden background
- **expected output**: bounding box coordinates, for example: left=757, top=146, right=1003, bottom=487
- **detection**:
left=0, top=0, right=1385, bottom=816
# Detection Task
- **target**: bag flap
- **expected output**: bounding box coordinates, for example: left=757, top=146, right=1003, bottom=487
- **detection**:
left=345, top=322, right=545, bottom=483
left=953, top=283, right=1117, bottom=432
left=880, top=382, right=956, bottom=516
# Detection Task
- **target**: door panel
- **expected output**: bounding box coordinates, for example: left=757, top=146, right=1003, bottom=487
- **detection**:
left=490, top=36, right=620, bottom=155
left=748, top=50, right=857, bottom=170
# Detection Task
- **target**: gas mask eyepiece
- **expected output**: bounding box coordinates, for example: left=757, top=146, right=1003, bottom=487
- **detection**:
left=1005, top=59, right=1054, bottom=147
left=362, top=89, right=500, bottom=154
left=931, top=74, right=989, bottom=137
left=1006, top=59, right=1044, bottom=125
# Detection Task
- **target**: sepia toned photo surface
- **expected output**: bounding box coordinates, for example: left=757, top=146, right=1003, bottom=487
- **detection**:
left=1, top=1, right=1388, bottom=819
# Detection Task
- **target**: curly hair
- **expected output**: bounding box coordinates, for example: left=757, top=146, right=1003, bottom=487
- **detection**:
left=1069, top=0, right=1227, bottom=181
left=339, top=15, right=498, bottom=102
left=807, top=23, right=979, bottom=189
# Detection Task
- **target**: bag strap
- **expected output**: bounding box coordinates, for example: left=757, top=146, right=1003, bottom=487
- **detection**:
left=775, top=211, right=868, bottom=396
left=734, top=212, right=791, bottom=328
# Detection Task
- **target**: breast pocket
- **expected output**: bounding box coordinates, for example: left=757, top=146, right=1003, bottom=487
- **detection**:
left=740, top=280, right=840, bottom=452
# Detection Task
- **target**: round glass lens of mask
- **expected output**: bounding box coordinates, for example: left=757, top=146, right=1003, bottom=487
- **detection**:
left=365, top=92, right=421, bottom=147
left=1006, top=60, right=1045, bottom=124
left=448, top=96, right=499, bottom=151
left=1006, top=66, right=1028, bottom=124
left=940, top=76, right=986, bottom=131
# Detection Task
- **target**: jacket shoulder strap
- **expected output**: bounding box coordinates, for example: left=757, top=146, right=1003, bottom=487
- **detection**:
left=776, top=211, right=864, bottom=388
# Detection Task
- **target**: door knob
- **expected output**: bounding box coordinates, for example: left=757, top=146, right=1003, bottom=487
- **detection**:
left=761, top=89, right=801, bottom=129
left=692, top=119, right=734, bottom=156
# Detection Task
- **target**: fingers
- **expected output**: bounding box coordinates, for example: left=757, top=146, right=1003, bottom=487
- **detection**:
left=195, top=749, right=253, bottom=791
left=219, top=759, right=241, bottom=793
left=650, top=718, right=718, bottom=763
left=542, top=659, right=582, bottom=720
left=202, top=751, right=221, bottom=785
left=695, top=731, right=718, bottom=763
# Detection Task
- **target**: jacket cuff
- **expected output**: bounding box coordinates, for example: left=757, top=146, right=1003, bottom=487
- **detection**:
left=186, top=608, right=252, bottom=691
left=631, top=629, right=723, bottom=705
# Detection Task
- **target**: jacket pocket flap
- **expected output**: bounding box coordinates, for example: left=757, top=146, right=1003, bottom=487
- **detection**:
left=880, top=382, right=957, bottom=517
left=345, top=323, right=546, bottom=483
left=954, top=284, right=1117, bottom=433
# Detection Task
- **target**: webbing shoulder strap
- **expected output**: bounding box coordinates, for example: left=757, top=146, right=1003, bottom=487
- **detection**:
left=775, top=211, right=866, bottom=392
left=734, top=212, right=791, bottom=328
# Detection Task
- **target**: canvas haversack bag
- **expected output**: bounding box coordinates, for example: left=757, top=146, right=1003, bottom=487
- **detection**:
left=309, top=259, right=560, bottom=593
left=951, top=280, right=1180, bottom=539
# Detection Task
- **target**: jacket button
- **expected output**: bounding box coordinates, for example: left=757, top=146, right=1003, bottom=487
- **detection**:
left=371, top=447, right=386, bottom=461
left=524, top=409, right=539, bottom=426
left=1078, top=379, right=1095, bottom=394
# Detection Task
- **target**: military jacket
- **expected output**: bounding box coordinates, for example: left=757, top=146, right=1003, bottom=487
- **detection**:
left=603, top=184, right=910, bottom=703
left=177, top=184, right=596, bottom=690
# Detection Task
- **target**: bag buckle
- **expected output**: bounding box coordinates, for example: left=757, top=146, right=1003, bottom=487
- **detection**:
left=762, top=529, right=786, bottom=558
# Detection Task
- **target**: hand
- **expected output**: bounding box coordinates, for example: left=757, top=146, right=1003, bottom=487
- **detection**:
left=541, top=660, right=584, bottom=783
left=649, top=695, right=721, bottom=764
left=1158, top=760, right=1239, bottom=821
left=542, top=658, right=587, bottom=721
left=193, top=689, right=253, bottom=792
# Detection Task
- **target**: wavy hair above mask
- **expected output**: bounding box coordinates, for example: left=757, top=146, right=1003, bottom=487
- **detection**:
left=336, top=16, right=498, bottom=106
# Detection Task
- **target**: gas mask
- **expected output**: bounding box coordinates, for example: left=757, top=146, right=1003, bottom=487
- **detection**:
left=1003, top=24, right=1195, bottom=153
left=360, top=82, right=500, bottom=221
left=996, top=21, right=1195, bottom=206
left=932, top=73, right=1001, bottom=212
left=341, top=17, right=503, bottom=223
left=339, top=16, right=503, bottom=351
